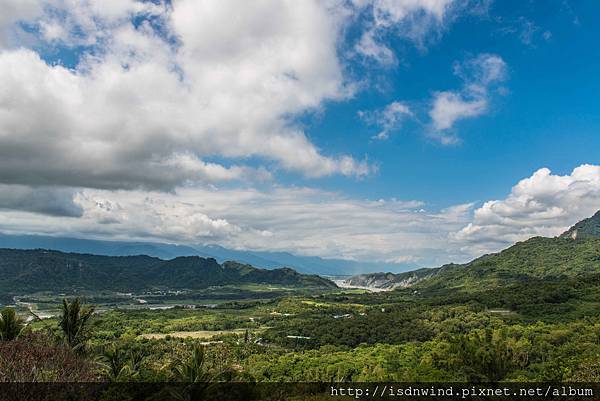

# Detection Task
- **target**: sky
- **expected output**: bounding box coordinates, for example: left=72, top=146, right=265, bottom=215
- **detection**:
left=0, top=0, right=599, bottom=268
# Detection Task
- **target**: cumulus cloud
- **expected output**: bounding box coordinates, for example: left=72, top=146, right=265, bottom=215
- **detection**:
left=0, top=0, right=376, bottom=192
left=429, top=53, right=507, bottom=142
left=454, top=53, right=508, bottom=85
left=354, top=28, right=397, bottom=66
left=33, top=0, right=164, bottom=46
left=359, top=101, right=413, bottom=140
left=453, top=164, right=600, bottom=256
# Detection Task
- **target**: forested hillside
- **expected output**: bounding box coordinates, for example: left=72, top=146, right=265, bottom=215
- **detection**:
left=560, top=210, right=600, bottom=239
left=419, top=236, right=600, bottom=290
left=0, top=249, right=335, bottom=293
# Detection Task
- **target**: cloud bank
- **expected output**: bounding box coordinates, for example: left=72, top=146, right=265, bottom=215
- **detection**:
left=0, top=185, right=473, bottom=266
left=1, top=164, right=598, bottom=266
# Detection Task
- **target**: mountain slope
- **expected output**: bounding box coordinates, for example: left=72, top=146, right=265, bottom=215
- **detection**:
left=345, top=210, right=600, bottom=291
left=559, top=210, right=600, bottom=240
left=0, top=249, right=336, bottom=294
left=418, top=236, right=600, bottom=291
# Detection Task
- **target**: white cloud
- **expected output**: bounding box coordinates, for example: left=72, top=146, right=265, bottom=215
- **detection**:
left=385, top=255, right=421, bottom=264
left=368, top=0, right=455, bottom=40
left=0, top=0, right=374, bottom=192
left=0, top=0, right=43, bottom=47
left=518, top=19, right=538, bottom=46
left=354, top=28, right=397, bottom=66
left=455, top=53, right=507, bottom=85
left=429, top=53, right=507, bottom=140
left=352, top=0, right=470, bottom=64
left=359, top=101, right=413, bottom=140
left=453, top=164, right=600, bottom=256
left=429, top=91, right=487, bottom=131
left=3, top=1, right=592, bottom=271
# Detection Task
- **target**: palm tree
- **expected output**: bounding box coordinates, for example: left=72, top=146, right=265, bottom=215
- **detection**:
left=58, top=298, right=95, bottom=351
left=0, top=307, right=25, bottom=341
left=98, top=345, right=144, bottom=381
left=98, top=345, right=130, bottom=381
left=168, top=345, right=234, bottom=401
left=172, top=345, right=212, bottom=383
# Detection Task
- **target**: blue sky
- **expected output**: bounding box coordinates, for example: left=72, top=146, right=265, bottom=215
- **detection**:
left=290, top=0, right=600, bottom=207
left=0, top=0, right=599, bottom=267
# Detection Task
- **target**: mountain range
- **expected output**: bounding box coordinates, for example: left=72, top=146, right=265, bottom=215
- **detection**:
left=345, top=210, right=600, bottom=290
left=0, top=233, right=413, bottom=276
left=3, top=210, right=598, bottom=296
left=0, top=249, right=335, bottom=295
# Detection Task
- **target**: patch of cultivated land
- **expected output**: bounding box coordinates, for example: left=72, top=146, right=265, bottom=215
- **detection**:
left=138, top=327, right=274, bottom=340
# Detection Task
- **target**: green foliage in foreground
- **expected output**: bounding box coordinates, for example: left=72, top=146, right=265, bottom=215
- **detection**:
left=59, top=298, right=95, bottom=351
left=248, top=322, right=600, bottom=382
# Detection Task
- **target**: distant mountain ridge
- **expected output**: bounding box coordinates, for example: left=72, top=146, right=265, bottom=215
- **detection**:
left=0, top=233, right=414, bottom=276
left=0, top=248, right=335, bottom=294
left=345, top=210, right=600, bottom=291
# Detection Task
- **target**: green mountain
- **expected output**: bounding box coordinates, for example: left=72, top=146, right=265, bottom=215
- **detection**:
left=418, top=236, right=600, bottom=291
left=0, top=249, right=335, bottom=294
left=346, top=210, right=600, bottom=291
left=559, top=210, right=600, bottom=239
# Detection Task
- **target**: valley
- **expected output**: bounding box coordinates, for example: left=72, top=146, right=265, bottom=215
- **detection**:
left=2, top=211, right=600, bottom=388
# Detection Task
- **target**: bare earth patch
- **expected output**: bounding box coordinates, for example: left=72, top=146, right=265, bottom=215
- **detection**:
left=139, top=329, right=248, bottom=340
